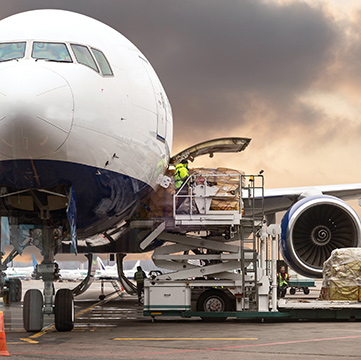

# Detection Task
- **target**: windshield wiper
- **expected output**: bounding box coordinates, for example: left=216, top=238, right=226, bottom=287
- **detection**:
left=45, top=59, right=72, bottom=63
left=0, top=58, right=19, bottom=63
left=35, top=58, right=71, bottom=63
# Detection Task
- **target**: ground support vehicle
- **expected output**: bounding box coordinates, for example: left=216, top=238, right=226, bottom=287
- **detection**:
left=142, top=172, right=361, bottom=322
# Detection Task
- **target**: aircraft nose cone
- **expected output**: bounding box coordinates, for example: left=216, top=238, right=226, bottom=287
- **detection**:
left=0, top=63, right=74, bottom=158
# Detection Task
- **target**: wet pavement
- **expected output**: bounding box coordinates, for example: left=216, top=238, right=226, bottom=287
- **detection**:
left=2, top=280, right=361, bottom=359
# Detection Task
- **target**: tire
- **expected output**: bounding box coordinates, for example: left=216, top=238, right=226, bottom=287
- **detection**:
left=54, top=289, right=74, bottom=332
left=290, top=287, right=296, bottom=295
left=7, top=278, right=22, bottom=302
left=196, top=289, right=230, bottom=322
left=303, top=287, right=310, bottom=295
left=23, top=289, right=43, bottom=332
left=99, top=295, right=106, bottom=301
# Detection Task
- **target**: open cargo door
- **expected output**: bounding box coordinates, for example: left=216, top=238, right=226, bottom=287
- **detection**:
left=170, top=137, right=251, bottom=165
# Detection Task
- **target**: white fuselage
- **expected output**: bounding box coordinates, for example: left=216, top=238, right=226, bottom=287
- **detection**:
left=5, top=266, right=34, bottom=280
left=0, top=10, right=173, bottom=238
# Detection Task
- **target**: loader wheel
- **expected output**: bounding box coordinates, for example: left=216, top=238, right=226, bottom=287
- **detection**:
left=303, top=287, right=310, bottom=295
left=290, top=287, right=296, bottom=295
left=196, top=289, right=230, bottom=322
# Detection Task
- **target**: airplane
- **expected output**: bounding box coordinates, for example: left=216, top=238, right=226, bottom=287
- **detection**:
left=58, top=268, right=83, bottom=282
left=58, top=257, right=105, bottom=281
left=96, top=258, right=118, bottom=279
left=94, top=257, right=118, bottom=279
left=0, top=8, right=172, bottom=332
left=5, top=254, right=37, bottom=280
left=97, top=258, right=146, bottom=279
left=10, top=256, right=86, bottom=282
left=0, top=9, right=361, bottom=332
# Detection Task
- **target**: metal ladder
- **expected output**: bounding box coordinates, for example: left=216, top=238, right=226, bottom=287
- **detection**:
left=110, top=280, right=124, bottom=298
left=99, top=279, right=124, bottom=299
left=241, top=175, right=264, bottom=311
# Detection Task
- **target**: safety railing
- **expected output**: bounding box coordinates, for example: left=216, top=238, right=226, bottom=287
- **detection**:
left=172, top=172, right=264, bottom=226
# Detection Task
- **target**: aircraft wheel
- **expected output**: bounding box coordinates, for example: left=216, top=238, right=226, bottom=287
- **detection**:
left=196, top=289, right=229, bottom=322
left=290, top=287, right=296, bottom=295
left=303, top=287, right=310, bottom=295
left=23, top=289, right=43, bottom=332
left=54, top=289, right=74, bottom=332
left=99, top=295, right=106, bottom=301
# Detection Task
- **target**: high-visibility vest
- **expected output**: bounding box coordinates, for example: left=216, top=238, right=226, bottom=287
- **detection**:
left=277, top=272, right=289, bottom=286
left=135, top=270, right=145, bottom=284
left=174, top=164, right=189, bottom=190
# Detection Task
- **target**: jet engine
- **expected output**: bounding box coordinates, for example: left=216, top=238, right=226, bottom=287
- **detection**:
left=280, top=195, right=361, bottom=278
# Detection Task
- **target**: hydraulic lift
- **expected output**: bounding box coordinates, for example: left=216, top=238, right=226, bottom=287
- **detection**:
left=141, top=169, right=361, bottom=321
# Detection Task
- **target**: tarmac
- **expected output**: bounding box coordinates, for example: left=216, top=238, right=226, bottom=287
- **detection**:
left=1, top=280, right=361, bottom=359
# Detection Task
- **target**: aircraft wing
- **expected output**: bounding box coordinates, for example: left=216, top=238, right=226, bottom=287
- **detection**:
left=262, top=183, right=361, bottom=214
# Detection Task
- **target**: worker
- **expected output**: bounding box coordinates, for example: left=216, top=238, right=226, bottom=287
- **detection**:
left=174, top=159, right=189, bottom=210
left=277, top=265, right=289, bottom=298
left=134, top=265, right=146, bottom=303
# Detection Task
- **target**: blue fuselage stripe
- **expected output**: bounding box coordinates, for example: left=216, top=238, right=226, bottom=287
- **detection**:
left=0, top=159, right=149, bottom=237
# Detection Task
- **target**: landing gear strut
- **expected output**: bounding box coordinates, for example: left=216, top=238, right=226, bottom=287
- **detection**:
left=23, top=226, right=75, bottom=332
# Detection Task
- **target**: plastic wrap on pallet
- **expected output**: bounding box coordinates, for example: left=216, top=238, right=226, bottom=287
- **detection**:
left=133, top=167, right=244, bottom=219
left=191, top=167, right=243, bottom=211
left=319, top=248, right=361, bottom=301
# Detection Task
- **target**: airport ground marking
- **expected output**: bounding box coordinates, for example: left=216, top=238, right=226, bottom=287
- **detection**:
left=11, top=334, right=361, bottom=358
left=19, top=338, right=39, bottom=344
left=19, top=323, right=56, bottom=343
left=113, top=337, right=258, bottom=341
left=74, top=292, right=118, bottom=319
left=115, top=334, right=361, bottom=356
left=30, top=325, right=55, bottom=339
left=20, top=292, right=119, bottom=343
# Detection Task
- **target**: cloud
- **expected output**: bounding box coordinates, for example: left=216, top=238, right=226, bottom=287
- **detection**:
left=108, top=1, right=338, bottom=140
left=1, top=0, right=361, bottom=189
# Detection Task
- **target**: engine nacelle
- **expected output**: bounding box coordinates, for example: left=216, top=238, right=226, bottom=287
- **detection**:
left=280, top=195, right=361, bottom=278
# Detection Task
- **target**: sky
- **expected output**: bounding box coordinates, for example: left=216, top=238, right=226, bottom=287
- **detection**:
left=1, top=0, right=361, bottom=189
left=1, top=0, right=361, bottom=262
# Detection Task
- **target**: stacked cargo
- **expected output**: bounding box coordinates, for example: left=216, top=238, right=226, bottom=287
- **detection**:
left=191, top=167, right=243, bottom=211
left=320, top=248, right=361, bottom=301
left=134, top=167, right=244, bottom=219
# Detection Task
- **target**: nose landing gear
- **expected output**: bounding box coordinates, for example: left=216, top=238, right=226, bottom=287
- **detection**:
left=23, top=226, right=75, bottom=332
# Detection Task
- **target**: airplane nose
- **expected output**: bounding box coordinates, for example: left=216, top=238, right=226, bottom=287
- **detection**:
left=0, top=63, right=74, bottom=159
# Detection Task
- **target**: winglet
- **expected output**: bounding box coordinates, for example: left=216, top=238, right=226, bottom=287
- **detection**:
left=97, top=257, right=106, bottom=271
left=133, top=260, right=140, bottom=271
left=32, top=255, right=38, bottom=269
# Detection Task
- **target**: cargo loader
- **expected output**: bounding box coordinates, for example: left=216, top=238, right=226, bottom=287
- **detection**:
left=140, top=168, right=361, bottom=322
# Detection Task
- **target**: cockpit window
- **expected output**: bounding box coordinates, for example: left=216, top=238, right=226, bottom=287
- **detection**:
left=0, top=42, right=26, bottom=62
left=91, top=48, right=113, bottom=76
left=32, top=42, right=72, bottom=62
left=71, top=44, right=98, bottom=72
